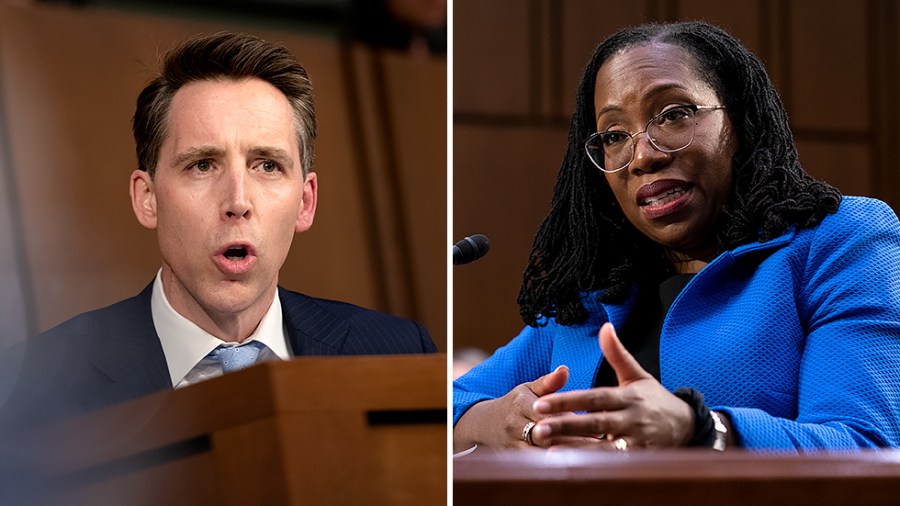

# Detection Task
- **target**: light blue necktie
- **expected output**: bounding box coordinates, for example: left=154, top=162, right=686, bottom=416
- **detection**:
left=211, top=341, right=264, bottom=373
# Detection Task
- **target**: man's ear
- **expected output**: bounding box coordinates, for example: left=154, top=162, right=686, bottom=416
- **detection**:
left=130, top=169, right=158, bottom=230
left=295, top=171, right=317, bottom=233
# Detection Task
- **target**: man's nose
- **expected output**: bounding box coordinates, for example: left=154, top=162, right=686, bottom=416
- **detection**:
left=221, top=167, right=252, bottom=219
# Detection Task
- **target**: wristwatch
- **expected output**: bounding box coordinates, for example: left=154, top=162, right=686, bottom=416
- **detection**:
left=710, top=411, right=728, bottom=451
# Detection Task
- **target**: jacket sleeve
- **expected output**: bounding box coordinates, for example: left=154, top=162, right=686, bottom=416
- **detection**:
left=453, top=324, right=554, bottom=425
left=717, top=198, right=900, bottom=450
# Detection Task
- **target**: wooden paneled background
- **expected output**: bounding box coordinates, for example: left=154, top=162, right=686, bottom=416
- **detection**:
left=454, top=0, right=900, bottom=353
left=0, top=1, right=446, bottom=350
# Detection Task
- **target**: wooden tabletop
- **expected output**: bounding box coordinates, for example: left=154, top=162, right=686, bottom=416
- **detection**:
left=454, top=448, right=900, bottom=506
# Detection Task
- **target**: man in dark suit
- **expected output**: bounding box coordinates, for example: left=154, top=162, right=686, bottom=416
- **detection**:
left=0, top=32, right=435, bottom=428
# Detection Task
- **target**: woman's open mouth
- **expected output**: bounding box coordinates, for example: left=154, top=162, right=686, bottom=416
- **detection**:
left=636, top=180, right=693, bottom=219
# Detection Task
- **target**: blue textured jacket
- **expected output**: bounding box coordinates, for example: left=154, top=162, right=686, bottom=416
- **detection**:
left=454, top=197, right=900, bottom=450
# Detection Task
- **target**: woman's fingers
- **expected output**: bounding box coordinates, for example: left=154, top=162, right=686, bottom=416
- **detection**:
left=533, top=410, right=629, bottom=441
left=498, top=365, right=572, bottom=448
left=526, top=365, right=569, bottom=396
left=533, top=385, right=632, bottom=414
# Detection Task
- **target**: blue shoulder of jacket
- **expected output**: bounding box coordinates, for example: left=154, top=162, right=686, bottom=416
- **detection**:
left=536, top=196, right=898, bottom=330
left=820, top=196, right=898, bottom=230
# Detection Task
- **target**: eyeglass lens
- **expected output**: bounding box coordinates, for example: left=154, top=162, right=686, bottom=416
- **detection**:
left=586, top=106, right=699, bottom=172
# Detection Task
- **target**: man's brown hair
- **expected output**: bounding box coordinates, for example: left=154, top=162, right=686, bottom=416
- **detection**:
left=132, top=32, right=316, bottom=177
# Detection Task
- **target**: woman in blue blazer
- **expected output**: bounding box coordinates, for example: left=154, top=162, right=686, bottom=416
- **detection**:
left=453, top=21, right=900, bottom=453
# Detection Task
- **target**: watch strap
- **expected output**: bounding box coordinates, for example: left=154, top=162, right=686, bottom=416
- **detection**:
left=673, top=387, right=725, bottom=450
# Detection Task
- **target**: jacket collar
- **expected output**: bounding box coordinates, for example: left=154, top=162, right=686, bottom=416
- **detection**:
left=584, top=228, right=798, bottom=322
left=91, top=283, right=172, bottom=397
left=90, top=284, right=350, bottom=397
left=278, top=287, right=349, bottom=356
left=728, top=227, right=796, bottom=259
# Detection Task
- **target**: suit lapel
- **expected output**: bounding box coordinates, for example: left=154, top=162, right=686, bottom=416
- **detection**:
left=279, top=288, right=349, bottom=356
left=81, top=285, right=350, bottom=408
left=90, top=283, right=172, bottom=407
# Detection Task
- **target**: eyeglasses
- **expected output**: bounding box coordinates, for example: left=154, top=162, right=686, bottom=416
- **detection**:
left=584, top=104, right=726, bottom=173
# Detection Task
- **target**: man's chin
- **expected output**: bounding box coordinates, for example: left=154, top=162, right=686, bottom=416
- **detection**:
left=200, top=281, right=275, bottom=316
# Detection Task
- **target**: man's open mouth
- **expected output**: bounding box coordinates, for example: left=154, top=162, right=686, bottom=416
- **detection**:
left=224, top=246, right=249, bottom=261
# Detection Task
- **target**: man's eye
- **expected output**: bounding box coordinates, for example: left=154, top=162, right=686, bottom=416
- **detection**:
left=192, top=160, right=213, bottom=172
left=260, top=160, right=281, bottom=173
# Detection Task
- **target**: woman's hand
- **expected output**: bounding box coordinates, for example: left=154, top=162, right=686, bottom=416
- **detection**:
left=454, top=365, right=600, bottom=451
left=531, top=323, right=695, bottom=450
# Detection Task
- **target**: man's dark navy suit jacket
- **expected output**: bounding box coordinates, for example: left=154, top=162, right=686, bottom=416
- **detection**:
left=0, top=282, right=437, bottom=427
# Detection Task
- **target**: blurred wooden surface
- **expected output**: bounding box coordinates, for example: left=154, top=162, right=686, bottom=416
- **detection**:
left=15, top=355, right=446, bottom=505
left=455, top=449, right=900, bottom=506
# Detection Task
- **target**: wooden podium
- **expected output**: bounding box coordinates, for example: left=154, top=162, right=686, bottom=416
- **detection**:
left=455, top=448, right=900, bottom=506
left=24, top=355, right=446, bottom=505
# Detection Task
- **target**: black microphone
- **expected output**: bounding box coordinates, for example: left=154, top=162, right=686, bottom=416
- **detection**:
left=453, top=234, right=490, bottom=265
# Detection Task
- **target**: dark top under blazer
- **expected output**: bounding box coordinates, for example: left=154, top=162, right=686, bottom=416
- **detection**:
left=0, top=283, right=436, bottom=426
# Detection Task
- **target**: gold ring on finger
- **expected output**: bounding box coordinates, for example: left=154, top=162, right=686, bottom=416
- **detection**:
left=522, top=421, right=537, bottom=446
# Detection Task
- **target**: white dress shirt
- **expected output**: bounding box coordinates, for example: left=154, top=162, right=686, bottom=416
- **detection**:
left=150, top=270, right=292, bottom=388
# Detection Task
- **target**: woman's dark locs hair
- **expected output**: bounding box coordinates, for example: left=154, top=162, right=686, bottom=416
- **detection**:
left=517, top=21, right=841, bottom=327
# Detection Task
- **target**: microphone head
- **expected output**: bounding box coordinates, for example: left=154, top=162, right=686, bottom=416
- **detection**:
left=453, top=234, right=490, bottom=265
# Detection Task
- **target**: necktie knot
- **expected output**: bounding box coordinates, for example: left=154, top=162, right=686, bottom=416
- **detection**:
left=211, top=341, right=264, bottom=373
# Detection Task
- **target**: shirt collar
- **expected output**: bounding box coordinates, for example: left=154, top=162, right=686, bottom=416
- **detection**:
left=150, top=269, right=291, bottom=386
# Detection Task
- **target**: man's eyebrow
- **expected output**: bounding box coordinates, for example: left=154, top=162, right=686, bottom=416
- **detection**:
left=170, top=146, right=225, bottom=168
left=169, top=146, right=296, bottom=169
left=249, top=147, right=295, bottom=168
